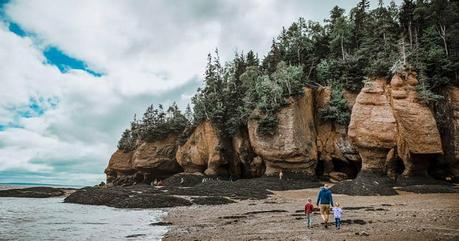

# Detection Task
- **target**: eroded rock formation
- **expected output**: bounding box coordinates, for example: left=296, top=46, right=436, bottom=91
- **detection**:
left=132, top=134, right=183, bottom=183
left=105, top=150, right=135, bottom=183
left=389, top=73, right=443, bottom=178
left=248, top=88, right=318, bottom=176
left=105, top=135, right=182, bottom=185
left=232, top=129, right=264, bottom=178
left=175, top=121, right=228, bottom=176
left=315, top=87, right=360, bottom=179
left=436, top=86, right=459, bottom=179
left=348, top=79, right=398, bottom=173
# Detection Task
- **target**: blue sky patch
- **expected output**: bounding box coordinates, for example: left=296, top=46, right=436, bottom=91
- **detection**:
left=1, top=1, right=103, bottom=77
left=0, top=97, right=59, bottom=131
left=7, top=21, right=26, bottom=37
left=43, top=46, right=103, bottom=77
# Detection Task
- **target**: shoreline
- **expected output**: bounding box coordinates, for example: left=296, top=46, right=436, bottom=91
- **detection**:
left=162, top=187, right=459, bottom=241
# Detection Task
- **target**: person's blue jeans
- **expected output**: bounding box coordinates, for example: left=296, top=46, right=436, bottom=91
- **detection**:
left=335, top=218, right=341, bottom=229
left=306, top=214, right=313, bottom=227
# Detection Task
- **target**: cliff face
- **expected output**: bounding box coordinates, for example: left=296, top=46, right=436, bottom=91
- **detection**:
left=105, top=135, right=182, bottom=184
left=315, top=87, right=360, bottom=180
left=389, top=73, right=443, bottom=177
left=232, top=129, right=264, bottom=178
left=105, top=150, right=135, bottom=183
left=348, top=79, right=398, bottom=173
left=247, top=88, right=318, bottom=176
left=175, top=121, right=228, bottom=176
left=105, top=73, right=454, bottom=185
left=437, top=86, right=459, bottom=179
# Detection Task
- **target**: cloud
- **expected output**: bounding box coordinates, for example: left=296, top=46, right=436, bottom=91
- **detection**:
left=0, top=0, right=400, bottom=185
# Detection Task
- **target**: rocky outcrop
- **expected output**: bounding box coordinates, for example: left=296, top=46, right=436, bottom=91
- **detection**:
left=348, top=79, right=397, bottom=173
left=389, top=73, right=443, bottom=178
left=105, top=150, right=135, bottom=183
left=248, top=88, right=318, bottom=176
left=105, top=135, right=182, bottom=184
left=176, top=121, right=227, bottom=176
left=232, top=129, right=264, bottom=178
left=315, top=87, right=360, bottom=178
left=132, top=134, right=183, bottom=183
left=436, top=86, right=459, bottom=179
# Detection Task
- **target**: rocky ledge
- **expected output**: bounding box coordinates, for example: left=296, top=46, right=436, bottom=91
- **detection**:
left=0, top=187, right=74, bottom=198
left=64, top=173, right=322, bottom=208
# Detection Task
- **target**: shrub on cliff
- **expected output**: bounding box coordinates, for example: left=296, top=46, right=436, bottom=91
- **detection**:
left=318, top=85, right=351, bottom=126
left=117, top=103, right=189, bottom=151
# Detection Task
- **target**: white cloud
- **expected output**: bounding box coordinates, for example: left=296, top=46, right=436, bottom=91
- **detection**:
left=0, top=0, right=399, bottom=185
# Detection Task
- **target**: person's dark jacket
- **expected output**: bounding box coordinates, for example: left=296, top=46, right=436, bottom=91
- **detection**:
left=316, top=187, right=333, bottom=206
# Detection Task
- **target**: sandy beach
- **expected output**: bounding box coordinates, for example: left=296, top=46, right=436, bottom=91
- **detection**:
left=163, top=187, right=459, bottom=241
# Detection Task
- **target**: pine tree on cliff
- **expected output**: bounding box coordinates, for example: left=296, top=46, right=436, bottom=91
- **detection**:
left=118, top=128, right=134, bottom=152
left=262, top=39, right=283, bottom=74
left=350, top=0, right=370, bottom=50
left=184, top=104, right=193, bottom=124
left=359, top=0, right=399, bottom=77
left=327, top=6, right=351, bottom=61
left=192, top=50, right=226, bottom=129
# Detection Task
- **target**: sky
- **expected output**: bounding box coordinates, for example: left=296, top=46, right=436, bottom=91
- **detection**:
left=0, top=0, right=401, bottom=186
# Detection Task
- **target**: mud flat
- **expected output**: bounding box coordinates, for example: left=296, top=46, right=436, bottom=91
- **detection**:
left=163, top=187, right=459, bottom=241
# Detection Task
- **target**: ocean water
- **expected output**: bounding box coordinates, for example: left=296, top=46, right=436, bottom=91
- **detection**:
left=0, top=196, right=168, bottom=241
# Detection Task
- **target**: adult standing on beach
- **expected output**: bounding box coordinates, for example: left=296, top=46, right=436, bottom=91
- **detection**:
left=316, top=184, right=333, bottom=228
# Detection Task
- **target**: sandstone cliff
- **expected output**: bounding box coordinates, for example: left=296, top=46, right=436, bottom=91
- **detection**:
left=247, top=88, right=318, bottom=176
left=105, top=150, right=135, bottom=183
left=105, top=135, right=182, bottom=184
left=436, top=86, right=459, bottom=179
left=232, top=129, right=264, bottom=178
left=348, top=78, right=398, bottom=173
left=105, top=73, right=455, bottom=187
left=175, top=121, right=228, bottom=176
left=389, top=73, right=443, bottom=178
left=315, top=87, right=360, bottom=180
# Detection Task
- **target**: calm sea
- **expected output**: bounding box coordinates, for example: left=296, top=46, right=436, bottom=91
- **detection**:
left=0, top=185, right=168, bottom=241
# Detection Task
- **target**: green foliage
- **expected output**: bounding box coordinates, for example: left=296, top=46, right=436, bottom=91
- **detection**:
left=415, top=76, right=444, bottom=105
left=192, top=50, right=260, bottom=137
left=117, top=0, right=459, bottom=150
left=117, top=129, right=135, bottom=152
left=117, top=103, right=189, bottom=151
left=245, top=62, right=305, bottom=135
left=318, top=85, right=351, bottom=126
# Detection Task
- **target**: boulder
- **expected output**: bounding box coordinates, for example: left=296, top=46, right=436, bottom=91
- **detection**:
left=329, top=171, right=348, bottom=182
left=176, top=121, right=227, bottom=176
left=348, top=79, right=397, bottom=173
left=132, top=134, right=182, bottom=181
left=315, top=87, right=361, bottom=178
left=248, top=88, right=318, bottom=176
left=389, top=73, right=443, bottom=177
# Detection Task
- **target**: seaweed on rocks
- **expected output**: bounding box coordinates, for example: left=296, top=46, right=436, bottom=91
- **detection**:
left=0, top=187, right=67, bottom=198
left=163, top=173, right=204, bottom=187
left=330, top=171, right=397, bottom=196
left=167, top=176, right=322, bottom=200
left=64, top=185, right=192, bottom=208
left=65, top=176, right=321, bottom=208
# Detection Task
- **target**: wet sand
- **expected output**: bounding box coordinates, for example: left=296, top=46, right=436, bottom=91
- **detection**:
left=163, top=188, right=459, bottom=241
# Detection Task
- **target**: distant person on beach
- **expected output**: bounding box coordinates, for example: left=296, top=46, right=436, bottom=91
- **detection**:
left=279, top=170, right=284, bottom=180
left=316, top=184, right=334, bottom=228
left=304, top=198, right=314, bottom=228
left=332, top=202, right=343, bottom=230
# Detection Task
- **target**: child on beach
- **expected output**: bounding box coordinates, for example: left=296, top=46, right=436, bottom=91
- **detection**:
left=304, top=198, right=314, bottom=228
left=332, top=202, right=343, bottom=230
